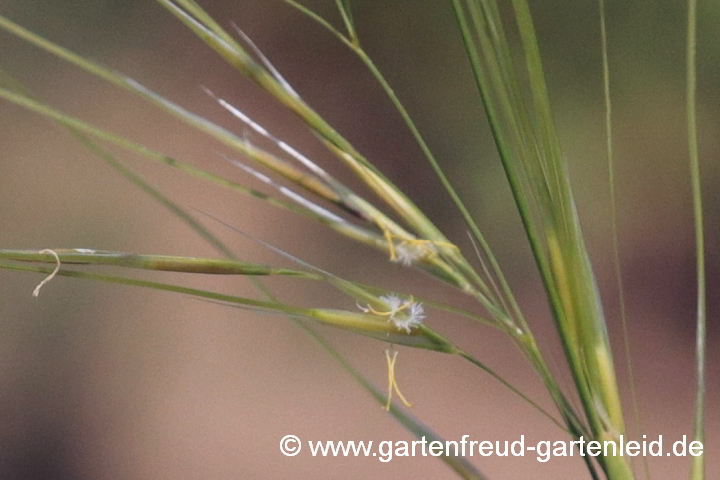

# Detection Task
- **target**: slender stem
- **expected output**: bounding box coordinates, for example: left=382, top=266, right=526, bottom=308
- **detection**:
left=334, top=0, right=357, bottom=42
left=599, top=2, right=646, bottom=478
left=687, top=1, right=706, bottom=479
left=456, top=349, right=568, bottom=433
left=0, top=249, right=319, bottom=278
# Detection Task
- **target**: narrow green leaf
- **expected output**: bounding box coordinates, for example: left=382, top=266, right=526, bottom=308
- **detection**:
left=687, top=1, right=706, bottom=479
left=0, top=249, right=319, bottom=278
left=334, top=0, right=357, bottom=43
left=599, top=1, right=647, bottom=477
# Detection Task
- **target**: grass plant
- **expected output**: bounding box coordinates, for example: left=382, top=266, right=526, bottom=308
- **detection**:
left=0, top=1, right=709, bottom=479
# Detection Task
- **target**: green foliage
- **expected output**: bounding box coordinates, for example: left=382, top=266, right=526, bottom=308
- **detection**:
left=0, top=1, right=707, bottom=479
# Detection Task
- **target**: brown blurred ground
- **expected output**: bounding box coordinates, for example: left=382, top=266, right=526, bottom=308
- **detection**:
left=0, top=1, right=718, bottom=479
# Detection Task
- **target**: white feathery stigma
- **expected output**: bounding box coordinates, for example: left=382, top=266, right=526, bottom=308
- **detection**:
left=393, top=241, right=436, bottom=266
left=379, top=294, right=404, bottom=317
left=357, top=294, right=425, bottom=333
left=392, top=302, right=426, bottom=333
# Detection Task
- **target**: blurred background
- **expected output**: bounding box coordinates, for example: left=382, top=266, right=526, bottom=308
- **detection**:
left=0, top=1, right=718, bottom=478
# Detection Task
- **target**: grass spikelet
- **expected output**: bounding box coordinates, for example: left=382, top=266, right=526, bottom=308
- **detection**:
left=0, top=2, right=711, bottom=479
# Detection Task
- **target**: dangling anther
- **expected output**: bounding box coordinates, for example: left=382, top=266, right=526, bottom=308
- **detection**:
left=384, top=347, right=412, bottom=411
left=381, top=226, right=398, bottom=262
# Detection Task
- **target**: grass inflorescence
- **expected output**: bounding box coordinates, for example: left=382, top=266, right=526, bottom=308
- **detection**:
left=0, top=1, right=709, bottom=479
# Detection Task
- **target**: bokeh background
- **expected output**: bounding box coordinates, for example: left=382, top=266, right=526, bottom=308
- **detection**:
left=0, top=1, right=718, bottom=479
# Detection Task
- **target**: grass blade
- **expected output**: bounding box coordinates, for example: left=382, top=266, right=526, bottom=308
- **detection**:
left=687, top=1, right=706, bottom=478
left=0, top=249, right=319, bottom=278
left=450, top=3, right=634, bottom=477
left=599, top=1, right=647, bottom=478
left=334, top=0, right=357, bottom=43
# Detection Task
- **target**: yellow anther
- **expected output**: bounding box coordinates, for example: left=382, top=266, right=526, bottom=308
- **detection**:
left=367, top=296, right=414, bottom=317
left=378, top=224, right=460, bottom=264
left=384, top=348, right=412, bottom=411
left=382, top=227, right=398, bottom=262
left=368, top=305, right=393, bottom=316
left=403, top=238, right=460, bottom=256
